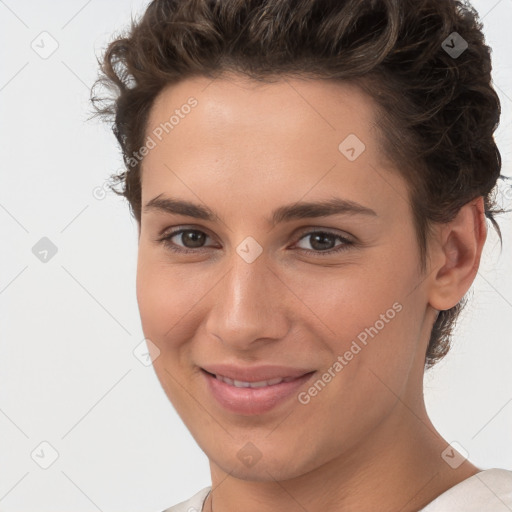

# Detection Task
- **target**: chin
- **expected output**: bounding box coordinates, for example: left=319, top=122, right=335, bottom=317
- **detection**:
left=207, top=442, right=323, bottom=482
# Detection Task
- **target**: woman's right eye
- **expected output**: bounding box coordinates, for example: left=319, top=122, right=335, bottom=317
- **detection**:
left=158, top=228, right=214, bottom=253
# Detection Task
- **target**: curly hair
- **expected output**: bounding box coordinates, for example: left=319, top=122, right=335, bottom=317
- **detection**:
left=90, top=0, right=506, bottom=370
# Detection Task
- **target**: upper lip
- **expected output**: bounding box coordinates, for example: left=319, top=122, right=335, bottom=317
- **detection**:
left=201, top=364, right=315, bottom=383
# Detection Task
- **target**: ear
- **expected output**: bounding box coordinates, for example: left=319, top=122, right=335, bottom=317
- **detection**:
left=427, top=196, right=487, bottom=311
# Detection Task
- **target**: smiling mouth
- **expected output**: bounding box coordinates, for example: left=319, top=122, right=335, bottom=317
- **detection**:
left=203, top=369, right=305, bottom=388
left=200, top=368, right=317, bottom=415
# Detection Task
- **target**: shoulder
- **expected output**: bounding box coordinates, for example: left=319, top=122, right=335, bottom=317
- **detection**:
left=160, top=486, right=211, bottom=512
left=420, top=468, right=512, bottom=511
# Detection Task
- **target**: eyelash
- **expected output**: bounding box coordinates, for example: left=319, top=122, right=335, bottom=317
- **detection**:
left=156, top=227, right=354, bottom=257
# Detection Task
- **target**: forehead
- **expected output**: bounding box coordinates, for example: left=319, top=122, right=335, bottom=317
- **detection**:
left=145, top=73, right=378, bottom=152
left=141, top=74, right=409, bottom=219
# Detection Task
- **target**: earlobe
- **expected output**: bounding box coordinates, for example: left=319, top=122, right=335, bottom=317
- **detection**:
left=427, top=197, right=487, bottom=311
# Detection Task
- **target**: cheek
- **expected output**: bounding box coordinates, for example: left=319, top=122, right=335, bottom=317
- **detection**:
left=296, top=246, right=422, bottom=375
left=135, top=252, right=202, bottom=406
left=135, top=249, right=196, bottom=347
left=290, top=262, right=407, bottom=336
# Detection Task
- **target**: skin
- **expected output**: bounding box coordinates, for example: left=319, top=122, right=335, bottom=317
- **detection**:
left=136, top=73, right=486, bottom=512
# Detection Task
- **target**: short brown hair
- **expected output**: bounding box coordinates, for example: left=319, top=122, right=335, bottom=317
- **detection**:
left=91, top=0, right=506, bottom=369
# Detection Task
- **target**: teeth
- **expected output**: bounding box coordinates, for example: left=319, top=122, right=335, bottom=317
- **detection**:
left=215, top=374, right=289, bottom=388
left=233, top=379, right=251, bottom=388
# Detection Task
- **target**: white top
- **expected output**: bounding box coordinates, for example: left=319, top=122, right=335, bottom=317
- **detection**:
left=161, top=468, right=512, bottom=512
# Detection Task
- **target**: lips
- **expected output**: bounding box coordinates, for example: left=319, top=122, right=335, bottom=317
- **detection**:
left=201, top=363, right=314, bottom=383
left=200, top=364, right=316, bottom=415
left=213, top=374, right=296, bottom=388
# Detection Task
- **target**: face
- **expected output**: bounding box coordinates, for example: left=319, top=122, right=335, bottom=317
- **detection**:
left=136, top=74, right=437, bottom=481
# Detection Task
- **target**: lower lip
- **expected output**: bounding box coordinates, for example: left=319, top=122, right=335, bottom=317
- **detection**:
left=202, top=370, right=316, bottom=415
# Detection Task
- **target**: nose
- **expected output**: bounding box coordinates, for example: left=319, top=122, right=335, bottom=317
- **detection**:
left=205, top=249, right=290, bottom=351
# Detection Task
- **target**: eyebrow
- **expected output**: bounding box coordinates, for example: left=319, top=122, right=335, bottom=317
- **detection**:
left=143, top=194, right=377, bottom=225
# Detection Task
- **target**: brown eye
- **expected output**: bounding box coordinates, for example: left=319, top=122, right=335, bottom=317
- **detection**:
left=158, top=227, right=353, bottom=257
left=294, top=230, right=353, bottom=256
left=159, top=228, right=213, bottom=253
left=177, top=230, right=207, bottom=248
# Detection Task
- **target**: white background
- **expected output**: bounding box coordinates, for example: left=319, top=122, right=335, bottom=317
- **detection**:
left=0, top=0, right=511, bottom=511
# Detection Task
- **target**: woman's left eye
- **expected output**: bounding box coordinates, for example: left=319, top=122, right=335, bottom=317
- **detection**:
left=294, top=231, right=353, bottom=255
left=157, top=228, right=353, bottom=256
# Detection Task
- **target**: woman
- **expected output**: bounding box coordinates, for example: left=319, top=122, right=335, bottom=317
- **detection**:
left=91, top=0, right=512, bottom=510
